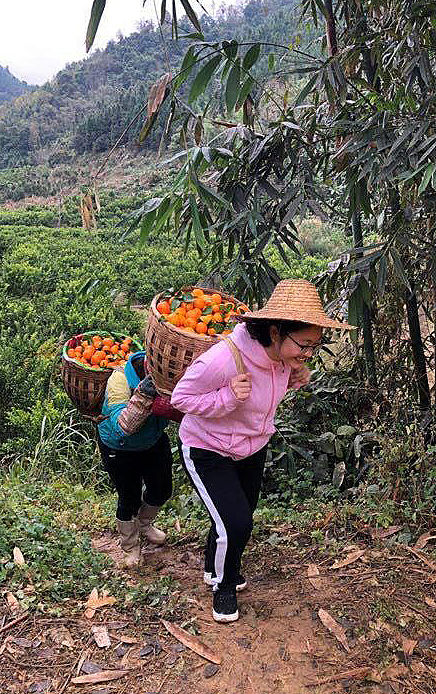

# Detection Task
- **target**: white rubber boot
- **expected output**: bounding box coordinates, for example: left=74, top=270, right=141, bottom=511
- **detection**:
left=116, top=518, right=141, bottom=567
left=137, top=504, right=166, bottom=545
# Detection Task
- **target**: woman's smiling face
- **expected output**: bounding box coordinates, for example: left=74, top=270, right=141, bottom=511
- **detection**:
left=266, top=324, right=323, bottom=369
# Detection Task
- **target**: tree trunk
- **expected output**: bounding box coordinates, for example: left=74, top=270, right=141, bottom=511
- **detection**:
left=405, top=286, right=431, bottom=410
left=324, top=0, right=338, bottom=56
left=352, top=211, right=377, bottom=386
left=390, top=188, right=431, bottom=409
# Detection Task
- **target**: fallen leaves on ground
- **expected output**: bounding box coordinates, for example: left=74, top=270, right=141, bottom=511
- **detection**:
left=331, top=549, right=366, bottom=569
left=318, top=608, right=350, bottom=652
left=71, top=669, right=129, bottom=685
left=48, top=626, right=74, bottom=648
left=307, top=564, right=322, bottom=590
left=402, top=637, right=417, bottom=658
left=161, top=619, right=221, bottom=664
left=368, top=526, right=402, bottom=540
left=13, top=547, right=26, bottom=566
left=84, top=588, right=116, bottom=619
left=91, top=625, right=111, bottom=648
left=414, top=530, right=436, bottom=550
left=5, top=592, right=20, bottom=613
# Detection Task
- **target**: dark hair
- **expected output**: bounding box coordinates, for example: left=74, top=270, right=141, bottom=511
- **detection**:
left=244, top=319, right=309, bottom=347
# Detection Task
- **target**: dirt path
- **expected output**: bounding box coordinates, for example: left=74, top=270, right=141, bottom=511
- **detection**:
left=2, top=529, right=436, bottom=694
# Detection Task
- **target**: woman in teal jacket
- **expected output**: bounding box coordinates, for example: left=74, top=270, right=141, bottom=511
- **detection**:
left=98, top=351, right=173, bottom=567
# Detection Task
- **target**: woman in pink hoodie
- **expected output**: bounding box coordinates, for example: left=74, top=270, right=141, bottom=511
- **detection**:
left=171, top=279, right=353, bottom=623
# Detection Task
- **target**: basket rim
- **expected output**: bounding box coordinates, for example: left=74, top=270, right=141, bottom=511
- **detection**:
left=150, top=286, right=245, bottom=343
left=62, top=330, right=143, bottom=372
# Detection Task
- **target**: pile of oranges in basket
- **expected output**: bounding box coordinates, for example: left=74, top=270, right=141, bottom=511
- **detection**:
left=66, top=335, right=136, bottom=370
left=156, top=288, right=249, bottom=336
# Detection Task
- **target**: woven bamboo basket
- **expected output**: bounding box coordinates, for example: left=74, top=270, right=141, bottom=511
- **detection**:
left=61, top=330, right=143, bottom=416
left=145, top=287, right=247, bottom=396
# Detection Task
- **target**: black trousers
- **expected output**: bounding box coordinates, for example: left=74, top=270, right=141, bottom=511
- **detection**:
left=179, top=441, right=267, bottom=589
left=98, top=433, right=173, bottom=521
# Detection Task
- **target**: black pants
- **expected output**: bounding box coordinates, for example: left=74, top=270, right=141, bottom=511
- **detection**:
left=179, top=441, right=267, bottom=589
left=98, top=433, right=173, bottom=521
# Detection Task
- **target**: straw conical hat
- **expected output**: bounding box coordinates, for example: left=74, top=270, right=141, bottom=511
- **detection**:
left=242, top=279, right=355, bottom=330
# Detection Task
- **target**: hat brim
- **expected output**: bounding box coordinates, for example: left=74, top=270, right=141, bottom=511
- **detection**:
left=239, top=309, right=356, bottom=331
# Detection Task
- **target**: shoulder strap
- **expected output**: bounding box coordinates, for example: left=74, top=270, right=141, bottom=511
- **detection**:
left=222, top=337, right=246, bottom=375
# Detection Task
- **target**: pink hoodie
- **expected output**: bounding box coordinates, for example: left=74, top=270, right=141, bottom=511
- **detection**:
left=171, top=323, right=302, bottom=460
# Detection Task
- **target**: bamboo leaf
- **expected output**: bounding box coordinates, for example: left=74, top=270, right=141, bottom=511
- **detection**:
left=179, top=0, right=201, bottom=32
left=295, top=73, right=318, bottom=106
left=173, top=46, right=196, bottom=90
left=189, top=54, right=222, bottom=102
left=236, top=76, right=254, bottom=111
left=189, top=195, right=206, bottom=250
left=86, top=0, right=106, bottom=52
left=139, top=210, right=157, bottom=245
left=222, top=40, right=238, bottom=60
left=242, top=44, right=261, bottom=71
left=389, top=248, right=410, bottom=289
left=225, top=58, right=241, bottom=113
left=418, top=163, right=436, bottom=194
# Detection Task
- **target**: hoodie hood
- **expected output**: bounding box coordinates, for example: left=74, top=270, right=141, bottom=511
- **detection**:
left=124, top=350, right=146, bottom=389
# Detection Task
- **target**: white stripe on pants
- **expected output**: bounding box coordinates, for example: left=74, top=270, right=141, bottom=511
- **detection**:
left=181, top=444, right=227, bottom=589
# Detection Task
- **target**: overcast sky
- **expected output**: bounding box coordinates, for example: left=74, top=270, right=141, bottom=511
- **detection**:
left=0, top=0, right=223, bottom=85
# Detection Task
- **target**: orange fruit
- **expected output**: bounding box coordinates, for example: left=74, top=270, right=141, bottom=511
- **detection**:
left=123, top=337, right=132, bottom=344
left=204, top=297, right=213, bottom=306
left=167, top=313, right=182, bottom=327
left=157, top=301, right=171, bottom=315
left=211, top=293, right=222, bottom=304
left=175, top=307, right=187, bottom=317
left=102, top=337, right=114, bottom=347
left=100, top=360, right=108, bottom=369
left=195, top=322, right=208, bottom=334
left=200, top=314, right=213, bottom=324
left=74, top=346, right=83, bottom=355
left=110, top=345, right=119, bottom=355
left=212, top=304, right=221, bottom=313
left=83, top=346, right=95, bottom=360
left=208, top=328, right=216, bottom=336
left=213, top=313, right=224, bottom=322
left=193, top=297, right=206, bottom=310
left=120, top=342, right=129, bottom=352
left=81, top=340, right=89, bottom=347
left=192, top=288, right=204, bottom=297
left=185, top=317, right=197, bottom=329
left=91, top=351, right=105, bottom=365
left=185, top=303, right=194, bottom=311
left=67, top=348, right=76, bottom=358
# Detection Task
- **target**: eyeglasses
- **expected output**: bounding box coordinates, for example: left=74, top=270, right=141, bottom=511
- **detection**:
left=285, top=334, right=325, bottom=355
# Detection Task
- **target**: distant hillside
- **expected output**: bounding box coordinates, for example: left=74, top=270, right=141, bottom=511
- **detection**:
left=0, top=0, right=315, bottom=170
left=0, top=66, right=33, bottom=104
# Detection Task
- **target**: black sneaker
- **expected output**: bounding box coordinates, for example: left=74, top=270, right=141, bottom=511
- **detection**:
left=204, top=571, right=247, bottom=592
left=212, top=587, right=239, bottom=623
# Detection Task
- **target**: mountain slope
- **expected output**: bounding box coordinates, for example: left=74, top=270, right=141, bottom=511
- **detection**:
left=0, top=0, right=312, bottom=169
left=0, top=65, right=33, bottom=104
